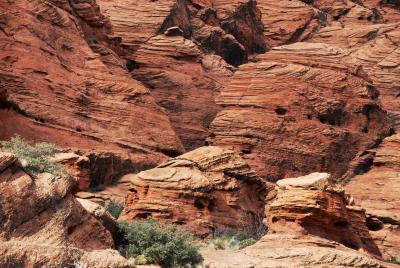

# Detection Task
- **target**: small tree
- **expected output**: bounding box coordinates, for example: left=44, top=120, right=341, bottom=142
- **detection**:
left=1, top=136, right=70, bottom=177
left=118, top=220, right=203, bottom=268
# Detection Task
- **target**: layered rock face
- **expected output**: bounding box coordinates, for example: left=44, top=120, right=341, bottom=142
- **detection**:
left=96, top=0, right=267, bottom=150
left=0, top=153, right=134, bottom=268
left=130, top=34, right=233, bottom=150
left=202, top=172, right=388, bottom=268
left=268, top=173, right=381, bottom=256
left=120, top=146, right=267, bottom=237
left=0, top=0, right=184, bottom=176
left=208, top=42, right=391, bottom=181
left=346, top=134, right=400, bottom=258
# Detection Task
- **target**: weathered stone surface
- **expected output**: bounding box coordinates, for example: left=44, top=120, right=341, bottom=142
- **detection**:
left=53, top=152, right=90, bottom=191
left=346, top=134, right=400, bottom=259
left=202, top=172, right=393, bottom=267
left=0, top=153, right=133, bottom=267
left=269, top=173, right=381, bottom=257
left=202, top=234, right=389, bottom=268
left=0, top=0, right=184, bottom=175
left=308, top=24, right=400, bottom=130
left=131, top=34, right=232, bottom=150
left=257, top=0, right=326, bottom=48
left=77, top=198, right=119, bottom=241
left=208, top=42, right=391, bottom=182
left=120, top=146, right=268, bottom=238
left=0, top=242, right=136, bottom=268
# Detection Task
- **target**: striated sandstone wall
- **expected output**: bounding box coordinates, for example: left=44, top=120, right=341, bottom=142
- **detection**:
left=208, top=42, right=391, bottom=182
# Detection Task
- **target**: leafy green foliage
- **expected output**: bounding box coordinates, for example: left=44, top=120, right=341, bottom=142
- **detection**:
left=209, top=228, right=257, bottom=250
left=118, top=220, right=203, bottom=268
left=388, top=256, right=400, bottom=264
left=106, top=200, right=124, bottom=219
left=1, top=136, right=70, bottom=177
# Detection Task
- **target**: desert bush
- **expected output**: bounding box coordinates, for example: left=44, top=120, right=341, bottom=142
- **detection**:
left=1, top=136, right=70, bottom=177
left=106, top=200, right=124, bottom=219
left=209, top=228, right=257, bottom=250
left=388, top=256, right=400, bottom=264
left=118, top=220, right=203, bottom=268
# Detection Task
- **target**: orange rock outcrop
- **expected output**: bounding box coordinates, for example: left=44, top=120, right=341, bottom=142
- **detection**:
left=0, top=152, right=134, bottom=267
left=121, top=146, right=268, bottom=238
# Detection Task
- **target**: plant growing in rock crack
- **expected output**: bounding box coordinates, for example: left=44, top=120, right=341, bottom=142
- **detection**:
left=209, top=228, right=258, bottom=250
left=106, top=200, right=124, bottom=219
left=0, top=136, right=70, bottom=178
left=118, top=220, right=203, bottom=268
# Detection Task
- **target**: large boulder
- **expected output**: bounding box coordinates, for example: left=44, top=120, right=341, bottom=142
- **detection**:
left=202, top=172, right=389, bottom=268
left=120, top=146, right=269, bottom=238
left=268, top=172, right=381, bottom=257
left=0, top=153, right=134, bottom=267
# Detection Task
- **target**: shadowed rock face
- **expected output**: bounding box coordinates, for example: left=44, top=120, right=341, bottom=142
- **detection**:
left=0, top=153, right=134, bottom=268
left=346, top=134, right=400, bottom=258
left=208, top=42, right=391, bottom=182
left=202, top=173, right=389, bottom=268
left=120, top=146, right=269, bottom=238
left=268, top=173, right=381, bottom=257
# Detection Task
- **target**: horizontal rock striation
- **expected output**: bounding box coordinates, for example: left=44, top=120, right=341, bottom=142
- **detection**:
left=346, top=134, right=400, bottom=258
left=120, top=146, right=268, bottom=238
left=130, top=34, right=233, bottom=150
left=207, top=42, right=391, bottom=182
left=268, top=172, right=381, bottom=256
left=0, top=0, right=184, bottom=178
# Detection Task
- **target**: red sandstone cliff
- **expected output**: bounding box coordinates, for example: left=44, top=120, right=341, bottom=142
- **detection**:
left=1, top=0, right=400, bottom=266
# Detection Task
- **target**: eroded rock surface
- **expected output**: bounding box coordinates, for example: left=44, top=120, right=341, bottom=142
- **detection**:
left=346, top=134, right=400, bottom=259
left=202, top=234, right=389, bottom=268
left=120, top=146, right=268, bottom=238
left=203, top=172, right=389, bottom=267
left=269, top=173, right=381, bottom=257
left=208, top=42, right=391, bottom=182
left=0, top=153, right=134, bottom=267
left=0, top=0, right=184, bottom=172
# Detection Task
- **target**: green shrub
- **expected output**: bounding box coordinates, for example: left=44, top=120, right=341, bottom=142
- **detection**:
left=106, top=200, right=124, bottom=219
left=88, top=184, right=106, bottom=192
left=209, top=228, right=257, bottom=250
left=238, top=238, right=257, bottom=249
left=388, top=256, right=400, bottom=264
left=1, top=136, right=70, bottom=177
left=118, top=220, right=203, bottom=268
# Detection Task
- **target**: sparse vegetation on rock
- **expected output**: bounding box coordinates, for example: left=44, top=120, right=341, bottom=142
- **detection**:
left=0, top=136, right=70, bottom=177
left=106, top=200, right=124, bottom=219
left=118, top=220, right=203, bottom=268
left=388, top=256, right=400, bottom=264
left=209, top=228, right=258, bottom=250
